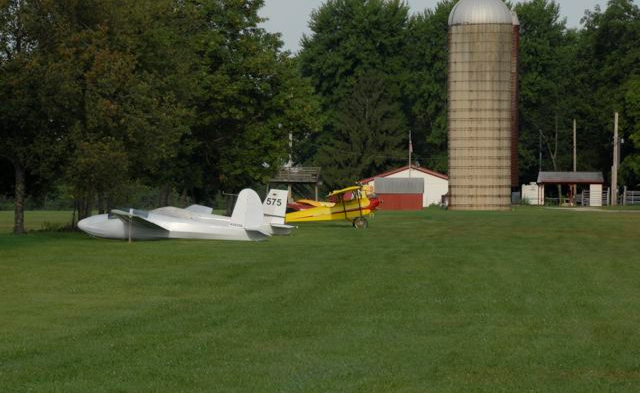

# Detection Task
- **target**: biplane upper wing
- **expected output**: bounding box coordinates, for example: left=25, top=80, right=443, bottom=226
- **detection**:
left=327, top=185, right=362, bottom=197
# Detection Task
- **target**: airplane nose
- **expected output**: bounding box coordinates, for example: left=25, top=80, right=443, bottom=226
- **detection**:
left=77, top=216, right=97, bottom=236
left=369, top=197, right=381, bottom=210
left=77, top=218, right=89, bottom=232
left=77, top=214, right=127, bottom=239
left=77, top=215, right=109, bottom=238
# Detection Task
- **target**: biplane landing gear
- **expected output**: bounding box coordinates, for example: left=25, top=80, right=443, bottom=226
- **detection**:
left=352, top=217, right=368, bottom=229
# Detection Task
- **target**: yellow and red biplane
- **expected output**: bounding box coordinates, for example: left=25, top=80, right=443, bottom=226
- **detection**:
left=285, top=185, right=380, bottom=228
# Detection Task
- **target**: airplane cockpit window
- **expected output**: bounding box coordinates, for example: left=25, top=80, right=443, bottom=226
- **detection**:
left=343, top=191, right=355, bottom=201
left=108, top=209, right=149, bottom=219
left=132, top=209, right=149, bottom=218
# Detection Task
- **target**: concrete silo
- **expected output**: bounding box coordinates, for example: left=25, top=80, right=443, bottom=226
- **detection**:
left=448, top=0, right=518, bottom=210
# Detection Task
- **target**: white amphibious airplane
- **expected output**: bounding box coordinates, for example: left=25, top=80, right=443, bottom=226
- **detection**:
left=78, top=189, right=293, bottom=241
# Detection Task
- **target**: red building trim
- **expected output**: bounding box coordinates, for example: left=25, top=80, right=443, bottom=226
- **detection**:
left=360, top=165, right=449, bottom=184
left=377, top=194, right=423, bottom=211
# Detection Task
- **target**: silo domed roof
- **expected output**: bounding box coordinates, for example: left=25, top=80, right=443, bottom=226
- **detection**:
left=448, top=0, right=514, bottom=26
left=511, top=10, right=520, bottom=26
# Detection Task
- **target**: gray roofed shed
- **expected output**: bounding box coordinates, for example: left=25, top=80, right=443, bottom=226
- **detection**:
left=537, top=172, right=604, bottom=185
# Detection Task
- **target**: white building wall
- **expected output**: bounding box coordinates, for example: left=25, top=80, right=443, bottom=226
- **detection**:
left=368, top=168, right=449, bottom=207
left=521, top=183, right=542, bottom=205
left=590, top=184, right=603, bottom=207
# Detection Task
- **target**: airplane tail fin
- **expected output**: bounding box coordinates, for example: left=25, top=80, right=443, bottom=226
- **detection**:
left=262, top=189, right=288, bottom=225
left=230, top=189, right=264, bottom=230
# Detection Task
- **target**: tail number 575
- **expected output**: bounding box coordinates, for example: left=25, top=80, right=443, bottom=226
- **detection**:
left=266, top=198, right=282, bottom=206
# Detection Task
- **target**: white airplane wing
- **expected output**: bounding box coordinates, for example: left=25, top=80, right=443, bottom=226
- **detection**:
left=110, top=209, right=169, bottom=232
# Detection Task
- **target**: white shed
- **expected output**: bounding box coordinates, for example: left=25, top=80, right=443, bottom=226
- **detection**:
left=360, top=165, right=449, bottom=207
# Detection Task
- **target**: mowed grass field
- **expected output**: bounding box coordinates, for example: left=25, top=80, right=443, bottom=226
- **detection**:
left=1, top=208, right=639, bottom=392
left=0, top=210, right=75, bottom=233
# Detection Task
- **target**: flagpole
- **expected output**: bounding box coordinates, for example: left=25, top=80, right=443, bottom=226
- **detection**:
left=408, top=130, right=412, bottom=178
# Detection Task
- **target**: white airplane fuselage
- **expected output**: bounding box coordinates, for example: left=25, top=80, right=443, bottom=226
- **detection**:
left=77, top=188, right=292, bottom=241
left=78, top=211, right=267, bottom=241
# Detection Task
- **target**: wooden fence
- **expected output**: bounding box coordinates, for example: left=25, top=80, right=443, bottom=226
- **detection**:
left=579, top=189, right=610, bottom=206
left=579, top=188, right=640, bottom=206
left=623, top=190, right=640, bottom=205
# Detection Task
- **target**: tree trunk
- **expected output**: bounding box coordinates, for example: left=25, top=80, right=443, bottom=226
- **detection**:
left=71, top=203, right=78, bottom=228
left=159, top=185, right=170, bottom=206
left=180, top=189, right=188, bottom=206
left=97, top=192, right=105, bottom=214
left=77, top=196, right=92, bottom=222
left=13, top=162, right=26, bottom=235
left=225, top=194, right=234, bottom=216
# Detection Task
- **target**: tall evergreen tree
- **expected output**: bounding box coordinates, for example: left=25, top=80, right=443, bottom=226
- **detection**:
left=317, top=73, right=407, bottom=189
left=404, top=0, right=456, bottom=173
left=299, top=0, right=410, bottom=186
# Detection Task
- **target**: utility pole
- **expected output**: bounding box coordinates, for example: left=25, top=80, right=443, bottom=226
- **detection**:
left=573, top=119, right=577, bottom=172
left=538, top=131, right=542, bottom=173
left=572, top=119, right=577, bottom=205
left=612, top=112, right=619, bottom=206
left=288, top=130, right=293, bottom=168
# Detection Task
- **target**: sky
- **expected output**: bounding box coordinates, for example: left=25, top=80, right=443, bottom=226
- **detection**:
left=259, top=0, right=609, bottom=53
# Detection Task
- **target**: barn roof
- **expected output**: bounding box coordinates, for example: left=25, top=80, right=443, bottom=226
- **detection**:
left=360, top=165, right=449, bottom=184
left=537, top=171, right=604, bottom=185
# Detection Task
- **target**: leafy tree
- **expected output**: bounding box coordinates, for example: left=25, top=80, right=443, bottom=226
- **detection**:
left=0, top=0, right=74, bottom=233
left=65, top=139, right=129, bottom=219
left=52, top=0, right=192, bottom=219
left=515, top=0, right=580, bottom=184
left=183, top=0, right=322, bottom=196
left=579, top=0, right=640, bottom=187
left=622, top=76, right=640, bottom=187
left=1, top=0, right=322, bottom=228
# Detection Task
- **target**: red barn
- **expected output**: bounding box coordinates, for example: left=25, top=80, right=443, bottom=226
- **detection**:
left=360, top=165, right=449, bottom=211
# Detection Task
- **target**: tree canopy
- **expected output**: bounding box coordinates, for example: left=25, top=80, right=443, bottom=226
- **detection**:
left=2, top=0, right=640, bottom=233
left=299, top=0, right=411, bottom=186
left=0, top=0, right=321, bottom=232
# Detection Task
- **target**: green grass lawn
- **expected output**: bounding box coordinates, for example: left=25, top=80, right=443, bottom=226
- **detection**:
left=0, top=210, right=74, bottom=233
left=1, top=207, right=639, bottom=392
